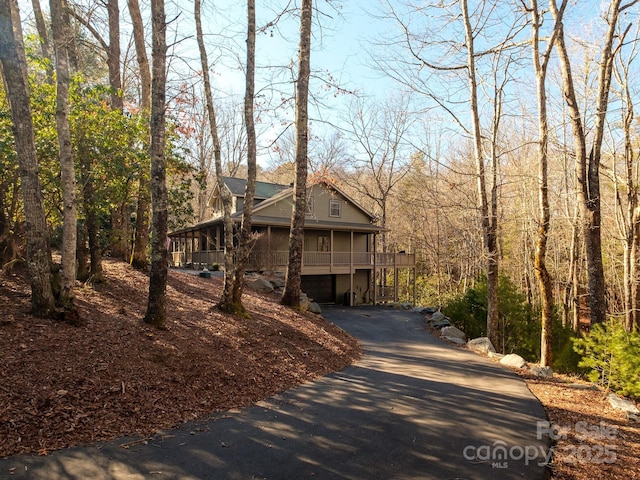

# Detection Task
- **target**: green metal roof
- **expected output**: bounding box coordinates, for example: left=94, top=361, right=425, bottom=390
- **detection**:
left=222, top=177, right=290, bottom=199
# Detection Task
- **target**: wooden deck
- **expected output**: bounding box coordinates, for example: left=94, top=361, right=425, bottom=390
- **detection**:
left=171, top=249, right=415, bottom=274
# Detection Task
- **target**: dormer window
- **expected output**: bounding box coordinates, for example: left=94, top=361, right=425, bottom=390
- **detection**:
left=329, top=199, right=341, bottom=217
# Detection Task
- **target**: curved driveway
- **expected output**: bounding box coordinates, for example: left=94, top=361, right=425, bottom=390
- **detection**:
left=2, top=305, right=549, bottom=480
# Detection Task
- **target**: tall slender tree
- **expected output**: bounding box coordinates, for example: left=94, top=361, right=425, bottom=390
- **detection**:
left=529, top=0, right=567, bottom=367
left=30, top=0, right=53, bottom=82
left=144, top=0, right=169, bottom=328
left=0, top=0, right=56, bottom=317
left=281, top=0, right=312, bottom=308
left=194, top=0, right=235, bottom=312
left=550, top=0, right=634, bottom=325
left=229, top=0, right=258, bottom=314
left=611, top=31, right=640, bottom=332
left=129, top=0, right=152, bottom=270
left=50, top=0, right=79, bottom=315
left=460, top=0, right=499, bottom=347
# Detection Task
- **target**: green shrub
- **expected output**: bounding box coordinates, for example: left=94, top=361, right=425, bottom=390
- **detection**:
left=442, top=275, right=582, bottom=367
left=442, top=275, right=541, bottom=360
left=573, top=319, right=640, bottom=399
left=553, top=333, right=584, bottom=374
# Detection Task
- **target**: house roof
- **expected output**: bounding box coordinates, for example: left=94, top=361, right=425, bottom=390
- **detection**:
left=221, top=177, right=290, bottom=199
left=171, top=177, right=384, bottom=236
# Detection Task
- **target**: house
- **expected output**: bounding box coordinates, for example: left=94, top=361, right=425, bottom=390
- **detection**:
left=168, top=177, right=416, bottom=305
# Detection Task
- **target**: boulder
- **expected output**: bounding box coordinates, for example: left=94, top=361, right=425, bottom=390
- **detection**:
left=432, top=318, right=451, bottom=329
left=607, top=393, right=640, bottom=420
left=269, top=277, right=285, bottom=288
left=441, top=326, right=466, bottom=341
left=247, top=277, right=274, bottom=293
left=308, top=302, right=322, bottom=314
left=399, top=302, right=413, bottom=310
left=500, top=353, right=527, bottom=369
left=431, top=311, right=445, bottom=322
left=442, top=336, right=466, bottom=345
left=422, top=307, right=438, bottom=314
left=530, top=365, right=554, bottom=378
left=467, top=337, right=496, bottom=354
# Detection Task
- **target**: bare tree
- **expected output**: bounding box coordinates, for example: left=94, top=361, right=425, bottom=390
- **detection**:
left=144, top=0, right=169, bottom=329
left=281, top=0, right=312, bottom=308
left=228, top=0, right=258, bottom=314
left=30, top=0, right=54, bottom=81
left=71, top=0, right=122, bottom=110
left=194, top=0, right=235, bottom=311
left=129, top=0, right=152, bottom=271
left=374, top=0, right=528, bottom=348
left=611, top=25, right=640, bottom=332
left=50, top=0, right=79, bottom=317
left=461, top=0, right=500, bottom=348
left=528, top=0, right=567, bottom=366
left=0, top=0, right=56, bottom=317
left=341, top=94, right=413, bottom=253
left=550, top=0, right=636, bottom=325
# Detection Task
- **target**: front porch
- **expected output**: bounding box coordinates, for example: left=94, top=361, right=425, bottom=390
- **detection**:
left=171, top=249, right=415, bottom=273
left=170, top=248, right=416, bottom=305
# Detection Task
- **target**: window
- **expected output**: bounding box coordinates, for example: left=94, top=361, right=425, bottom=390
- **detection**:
left=329, top=199, right=341, bottom=217
left=306, top=196, right=314, bottom=215
left=317, top=235, right=329, bottom=252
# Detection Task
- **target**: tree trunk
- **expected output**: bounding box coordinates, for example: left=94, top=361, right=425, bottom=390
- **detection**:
left=76, top=221, right=90, bottom=281
left=461, top=0, right=499, bottom=348
left=281, top=0, right=312, bottom=308
left=30, top=0, right=53, bottom=82
left=230, top=0, right=257, bottom=313
left=144, top=0, right=168, bottom=329
left=50, top=0, right=78, bottom=314
left=552, top=0, right=626, bottom=326
left=194, top=0, right=236, bottom=312
left=107, top=0, right=122, bottom=111
left=632, top=210, right=640, bottom=331
left=128, top=0, right=151, bottom=270
left=0, top=0, right=56, bottom=316
left=531, top=0, right=566, bottom=367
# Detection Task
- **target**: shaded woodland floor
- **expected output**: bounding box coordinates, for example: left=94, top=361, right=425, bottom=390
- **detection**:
left=0, top=259, right=360, bottom=457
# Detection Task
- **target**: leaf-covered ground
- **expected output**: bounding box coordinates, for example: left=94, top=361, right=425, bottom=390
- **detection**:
left=523, top=372, right=640, bottom=479
left=0, top=259, right=361, bottom=457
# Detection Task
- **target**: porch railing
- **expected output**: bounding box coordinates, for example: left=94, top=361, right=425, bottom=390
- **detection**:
left=171, top=249, right=415, bottom=271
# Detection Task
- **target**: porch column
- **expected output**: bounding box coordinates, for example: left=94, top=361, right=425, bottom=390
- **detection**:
left=394, top=253, right=399, bottom=302
left=373, top=233, right=377, bottom=305
left=267, top=226, right=272, bottom=273
left=349, top=230, right=354, bottom=306
left=330, top=229, right=334, bottom=272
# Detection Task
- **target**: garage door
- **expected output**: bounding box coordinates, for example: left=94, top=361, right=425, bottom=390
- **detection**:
left=301, top=275, right=335, bottom=303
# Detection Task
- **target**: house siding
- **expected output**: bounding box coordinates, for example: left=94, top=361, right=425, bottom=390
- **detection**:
left=307, top=184, right=370, bottom=225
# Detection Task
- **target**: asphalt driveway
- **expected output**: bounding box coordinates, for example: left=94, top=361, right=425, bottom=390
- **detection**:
left=1, top=305, right=550, bottom=479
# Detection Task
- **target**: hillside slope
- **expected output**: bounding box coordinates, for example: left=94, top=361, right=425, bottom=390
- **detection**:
left=0, top=260, right=361, bottom=457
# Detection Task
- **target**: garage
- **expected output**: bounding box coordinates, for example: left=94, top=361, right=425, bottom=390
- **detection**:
left=301, top=275, right=335, bottom=304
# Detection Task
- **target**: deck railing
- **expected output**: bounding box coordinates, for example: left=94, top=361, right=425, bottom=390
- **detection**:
left=171, top=249, right=415, bottom=271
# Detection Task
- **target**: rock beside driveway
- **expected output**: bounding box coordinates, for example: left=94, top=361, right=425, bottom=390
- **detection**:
left=529, top=365, right=553, bottom=378
left=500, top=353, right=527, bottom=369
left=467, top=337, right=496, bottom=354
left=442, top=336, right=466, bottom=345
left=441, top=326, right=466, bottom=341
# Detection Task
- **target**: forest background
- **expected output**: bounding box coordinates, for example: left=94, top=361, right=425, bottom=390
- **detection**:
left=2, top=0, right=640, bottom=396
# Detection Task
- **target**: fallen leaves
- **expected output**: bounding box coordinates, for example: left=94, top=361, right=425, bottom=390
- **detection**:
left=0, top=259, right=361, bottom=458
left=520, top=372, right=640, bottom=479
